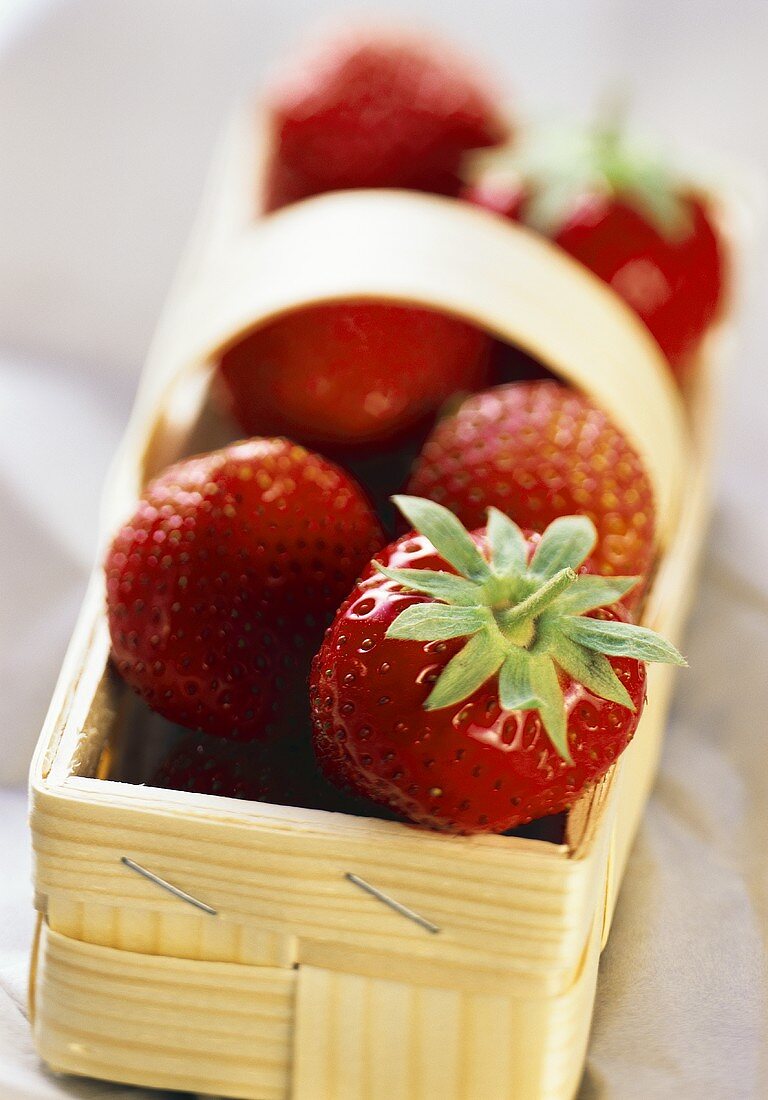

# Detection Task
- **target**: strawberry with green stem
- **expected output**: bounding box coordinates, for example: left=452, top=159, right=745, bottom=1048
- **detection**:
left=311, top=496, right=685, bottom=834
left=466, top=121, right=725, bottom=375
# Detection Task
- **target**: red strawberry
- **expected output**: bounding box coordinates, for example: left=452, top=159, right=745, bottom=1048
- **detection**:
left=310, top=497, right=684, bottom=834
left=106, top=438, right=384, bottom=741
left=263, top=30, right=508, bottom=211
left=407, top=381, right=655, bottom=606
left=552, top=193, right=723, bottom=374
left=150, top=731, right=315, bottom=804
left=466, top=125, right=725, bottom=374
left=149, top=729, right=388, bottom=816
left=218, top=303, right=490, bottom=447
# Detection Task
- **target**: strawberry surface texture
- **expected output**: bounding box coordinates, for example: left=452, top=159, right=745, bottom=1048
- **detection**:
left=407, top=380, right=656, bottom=603
left=264, top=29, right=508, bottom=210
left=106, top=438, right=384, bottom=742
left=311, top=497, right=685, bottom=833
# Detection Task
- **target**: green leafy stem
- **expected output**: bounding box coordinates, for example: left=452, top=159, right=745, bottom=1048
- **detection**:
left=377, top=496, right=686, bottom=763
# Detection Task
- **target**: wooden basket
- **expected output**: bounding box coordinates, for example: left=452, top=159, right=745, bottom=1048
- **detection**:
left=28, top=112, right=733, bottom=1100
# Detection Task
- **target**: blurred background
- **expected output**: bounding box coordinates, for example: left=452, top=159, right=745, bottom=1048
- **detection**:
left=0, top=2, right=766, bottom=1097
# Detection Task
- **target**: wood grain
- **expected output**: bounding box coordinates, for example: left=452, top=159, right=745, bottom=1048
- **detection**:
left=34, top=926, right=295, bottom=1099
left=33, top=769, right=604, bottom=997
left=291, top=916, right=602, bottom=1100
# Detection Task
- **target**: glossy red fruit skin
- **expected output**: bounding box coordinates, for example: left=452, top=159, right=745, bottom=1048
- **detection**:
left=407, top=380, right=655, bottom=607
left=264, top=32, right=508, bottom=211
left=218, top=303, right=490, bottom=447
left=310, top=531, right=646, bottom=834
left=553, top=194, right=723, bottom=374
left=467, top=183, right=724, bottom=374
left=106, top=439, right=385, bottom=742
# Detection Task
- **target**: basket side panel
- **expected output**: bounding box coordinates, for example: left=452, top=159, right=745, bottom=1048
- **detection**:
left=291, top=918, right=602, bottom=1100
left=31, top=780, right=604, bottom=996
left=601, top=352, right=721, bottom=940
left=46, top=895, right=297, bottom=966
left=33, top=926, right=295, bottom=1100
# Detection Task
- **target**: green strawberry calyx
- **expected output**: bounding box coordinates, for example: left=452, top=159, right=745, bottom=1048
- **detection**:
left=475, top=121, right=692, bottom=242
left=376, top=496, right=686, bottom=764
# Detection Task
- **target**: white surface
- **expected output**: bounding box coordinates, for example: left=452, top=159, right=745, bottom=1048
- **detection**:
left=0, top=2, right=766, bottom=1097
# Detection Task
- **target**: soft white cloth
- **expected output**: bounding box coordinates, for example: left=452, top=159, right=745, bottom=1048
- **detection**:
left=1, top=2, right=766, bottom=1098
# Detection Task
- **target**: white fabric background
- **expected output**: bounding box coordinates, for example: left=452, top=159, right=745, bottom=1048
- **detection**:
left=1, top=2, right=766, bottom=1097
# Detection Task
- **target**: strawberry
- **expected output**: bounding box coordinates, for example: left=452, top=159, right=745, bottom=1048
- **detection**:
left=553, top=194, right=723, bottom=375
left=406, top=381, right=655, bottom=605
left=150, top=731, right=316, bottom=804
left=106, top=438, right=384, bottom=741
left=148, top=726, right=404, bottom=822
left=466, top=124, right=725, bottom=374
left=310, top=496, right=684, bottom=834
left=218, top=303, right=490, bottom=447
left=149, top=728, right=386, bottom=816
left=263, top=30, right=508, bottom=211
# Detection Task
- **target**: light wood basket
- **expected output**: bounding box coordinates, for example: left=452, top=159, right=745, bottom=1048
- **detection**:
left=28, top=112, right=737, bottom=1100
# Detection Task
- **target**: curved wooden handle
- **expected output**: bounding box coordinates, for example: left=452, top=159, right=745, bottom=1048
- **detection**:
left=157, top=191, right=689, bottom=542
left=133, top=156, right=689, bottom=545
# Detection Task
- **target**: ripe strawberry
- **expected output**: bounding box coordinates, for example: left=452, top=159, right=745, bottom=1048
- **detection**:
left=263, top=30, right=508, bottom=211
left=149, top=728, right=386, bottom=816
left=407, top=381, right=655, bottom=605
left=555, top=194, right=723, bottom=375
left=218, top=303, right=490, bottom=447
left=148, top=730, right=363, bottom=809
left=150, top=731, right=317, bottom=804
left=310, top=496, right=684, bottom=834
left=466, top=125, right=725, bottom=374
left=106, top=438, right=384, bottom=741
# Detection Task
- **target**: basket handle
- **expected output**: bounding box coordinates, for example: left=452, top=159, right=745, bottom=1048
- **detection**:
left=147, top=190, right=688, bottom=543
